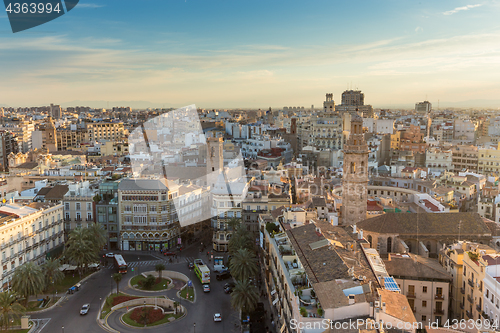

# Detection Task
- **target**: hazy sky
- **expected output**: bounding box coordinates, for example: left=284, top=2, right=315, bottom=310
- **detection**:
left=1, top=0, right=500, bottom=109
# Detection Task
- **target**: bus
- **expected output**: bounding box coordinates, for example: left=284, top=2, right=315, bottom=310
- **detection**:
left=193, top=259, right=210, bottom=283
left=114, top=254, right=127, bottom=274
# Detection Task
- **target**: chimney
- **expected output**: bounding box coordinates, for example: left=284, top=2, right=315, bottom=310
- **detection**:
left=358, top=229, right=363, bottom=240
left=348, top=294, right=355, bottom=305
left=353, top=224, right=357, bottom=234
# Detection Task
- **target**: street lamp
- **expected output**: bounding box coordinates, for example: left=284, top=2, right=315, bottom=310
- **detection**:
left=194, top=322, right=196, bottom=333
left=110, top=275, right=113, bottom=294
left=99, top=297, right=102, bottom=311
left=62, top=326, right=64, bottom=333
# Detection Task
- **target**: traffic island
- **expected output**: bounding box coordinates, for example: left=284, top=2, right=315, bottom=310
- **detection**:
left=101, top=293, right=146, bottom=319
left=120, top=305, right=185, bottom=328
left=130, top=274, right=172, bottom=291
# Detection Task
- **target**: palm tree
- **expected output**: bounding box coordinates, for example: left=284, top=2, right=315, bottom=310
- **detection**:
left=226, top=218, right=241, bottom=232
left=228, top=228, right=253, bottom=254
left=42, top=259, right=64, bottom=291
left=64, top=228, right=96, bottom=277
left=0, top=291, right=25, bottom=330
left=230, top=279, right=259, bottom=314
left=229, top=248, right=258, bottom=282
left=155, top=263, right=165, bottom=280
left=113, top=273, right=122, bottom=294
left=84, top=223, right=107, bottom=251
left=11, top=262, right=45, bottom=305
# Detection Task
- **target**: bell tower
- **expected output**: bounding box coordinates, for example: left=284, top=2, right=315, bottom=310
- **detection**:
left=206, top=135, right=223, bottom=187
left=342, top=115, right=368, bottom=226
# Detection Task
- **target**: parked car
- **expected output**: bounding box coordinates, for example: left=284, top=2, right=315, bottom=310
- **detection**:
left=105, top=253, right=114, bottom=258
left=163, top=251, right=176, bottom=256
left=203, top=284, right=210, bottom=293
left=224, top=287, right=233, bottom=294
left=188, top=262, right=194, bottom=269
left=214, top=313, right=222, bottom=322
left=216, top=271, right=231, bottom=280
left=224, top=282, right=235, bottom=289
left=80, top=304, right=90, bottom=315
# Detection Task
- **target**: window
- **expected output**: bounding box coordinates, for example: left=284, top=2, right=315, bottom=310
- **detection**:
left=75, top=203, right=81, bottom=210
left=87, top=213, right=92, bottom=221
left=64, top=202, right=70, bottom=210
left=76, top=213, right=81, bottom=221
left=87, top=203, right=92, bottom=211
left=422, top=300, right=427, bottom=307
left=436, top=287, right=442, bottom=295
left=125, top=205, right=131, bottom=212
left=150, top=205, right=157, bottom=212
left=422, top=315, right=426, bottom=322
left=219, top=202, right=224, bottom=208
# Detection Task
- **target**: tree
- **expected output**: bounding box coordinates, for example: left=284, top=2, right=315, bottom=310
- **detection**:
left=64, top=228, right=97, bottom=277
left=0, top=291, right=25, bottom=330
left=42, top=259, right=64, bottom=291
left=113, top=273, right=122, bottom=294
left=11, top=262, right=45, bottom=306
left=228, top=226, right=253, bottom=254
left=226, top=218, right=241, bottom=232
left=230, top=279, right=258, bottom=314
left=229, top=248, right=258, bottom=282
left=84, top=223, right=107, bottom=251
left=155, top=263, right=165, bottom=281
left=143, top=275, right=156, bottom=290
left=93, top=194, right=101, bottom=203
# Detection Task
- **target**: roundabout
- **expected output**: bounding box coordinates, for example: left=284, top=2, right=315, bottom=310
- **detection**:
left=101, top=270, right=194, bottom=331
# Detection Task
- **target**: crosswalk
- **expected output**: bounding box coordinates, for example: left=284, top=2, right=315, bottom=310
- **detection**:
left=105, top=257, right=196, bottom=269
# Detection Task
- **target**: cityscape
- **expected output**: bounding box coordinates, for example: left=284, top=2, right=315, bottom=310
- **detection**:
left=3, top=1, right=500, bottom=333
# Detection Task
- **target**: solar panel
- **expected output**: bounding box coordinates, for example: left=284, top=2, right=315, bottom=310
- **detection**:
left=383, top=277, right=401, bottom=292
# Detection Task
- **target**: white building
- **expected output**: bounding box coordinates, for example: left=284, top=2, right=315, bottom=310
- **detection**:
left=0, top=202, right=64, bottom=289
left=454, top=119, right=476, bottom=144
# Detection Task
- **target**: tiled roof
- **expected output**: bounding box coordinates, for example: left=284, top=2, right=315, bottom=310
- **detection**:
left=13, top=162, right=38, bottom=169
left=384, top=255, right=452, bottom=281
left=44, top=185, right=69, bottom=200
left=357, top=212, right=490, bottom=236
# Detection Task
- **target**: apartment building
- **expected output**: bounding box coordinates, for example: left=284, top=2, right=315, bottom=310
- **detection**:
left=461, top=244, right=496, bottom=321
left=211, top=173, right=248, bottom=252
left=478, top=145, right=500, bottom=175
left=242, top=184, right=268, bottom=233
left=0, top=130, right=19, bottom=171
left=426, top=148, right=452, bottom=174
left=56, top=125, right=87, bottom=150
left=87, top=122, right=125, bottom=142
left=310, top=113, right=343, bottom=150
left=63, top=181, right=95, bottom=233
left=96, top=180, right=120, bottom=250
left=452, top=145, right=478, bottom=173
left=482, top=254, right=500, bottom=323
left=440, top=242, right=466, bottom=320
left=454, top=119, right=476, bottom=144
left=384, top=253, right=452, bottom=326
left=0, top=202, right=64, bottom=290
left=118, top=179, right=181, bottom=251
left=400, top=125, right=426, bottom=153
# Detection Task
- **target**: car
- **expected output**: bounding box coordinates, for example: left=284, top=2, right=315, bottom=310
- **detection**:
left=203, top=284, right=210, bottom=292
left=105, top=253, right=114, bottom=258
left=224, top=287, right=233, bottom=294
left=188, top=262, right=194, bottom=269
left=224, top=282, right=235, bottom=289
left=80, top=304, right=90, bottom=315
left=214, top=313, right=222, bottom=322
left=163, top=251, right=176, bottom=256
left=216, top=271, right=231, bottom=280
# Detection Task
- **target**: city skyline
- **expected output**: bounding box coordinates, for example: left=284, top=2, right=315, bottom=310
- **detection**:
left=1, top=0, right=500, bottom=108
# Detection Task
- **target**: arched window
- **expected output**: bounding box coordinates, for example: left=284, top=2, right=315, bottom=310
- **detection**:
left=368, top=235, right=373, bottom=247
left=387, top=237, right=392, bottom=253
left=351, top=162, right=356, bottom=174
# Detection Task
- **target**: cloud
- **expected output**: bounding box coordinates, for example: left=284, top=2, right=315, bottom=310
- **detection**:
left=443, top=4, right=482, bottom=15
left=77, top=3, right=105, bottom=8
left=415, top=26, right=423, bottom=33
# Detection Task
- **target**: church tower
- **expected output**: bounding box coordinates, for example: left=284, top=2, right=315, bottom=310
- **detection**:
left=342, top=115, right=368, bottom=226
left=43, top=116, right=57, bottom=153
left=206, top=135, right=223, bottom=187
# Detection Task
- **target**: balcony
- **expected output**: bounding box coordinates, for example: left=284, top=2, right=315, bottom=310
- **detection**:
left=406, top=292, right=416, bottom=298
left=477, top=305, right=482, bottom=312
left=460, top=287, right=465, bottom=295
left=435, top=294, right=444, bottom=300
left=434, top=309, right=445, bottom=315
left=467, top=295, right=473, bottom=303
left=466, top=310, right=472, bottom=319
left=460, top=302, right=464, bottom=310
left=468, top=279, right=474, bottom=288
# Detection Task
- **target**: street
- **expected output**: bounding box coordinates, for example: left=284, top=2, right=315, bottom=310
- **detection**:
left=31, top=245, right=239, bottom=333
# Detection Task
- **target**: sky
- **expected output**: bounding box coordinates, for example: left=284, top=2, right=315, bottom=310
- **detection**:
left=1, top=0, right=500, bottom=109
